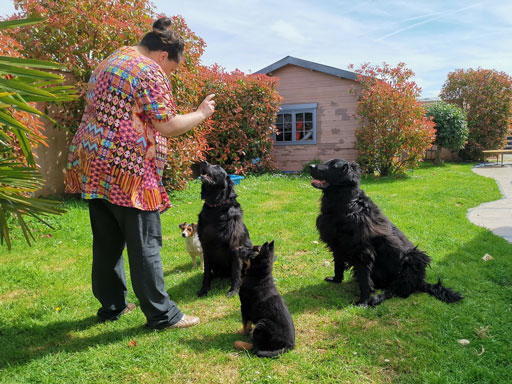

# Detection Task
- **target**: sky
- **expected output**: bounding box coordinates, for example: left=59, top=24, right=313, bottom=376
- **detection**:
left=2, top=0, right=511, bottom=98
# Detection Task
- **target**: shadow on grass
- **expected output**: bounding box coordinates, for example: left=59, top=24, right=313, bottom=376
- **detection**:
left=0, top=316, right=145, bottom=370
left=181, top=329, right=244, bottom=353
left=164, top=262, right=196, bottom=275
left=282, top=279, right=360, bottom=314
left=166, top=273, right=241, bottom=304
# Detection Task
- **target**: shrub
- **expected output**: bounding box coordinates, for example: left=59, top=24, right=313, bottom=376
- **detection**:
left=425, top=102, right=468, bottom=164
left=202, top=66, right=282, bottom=175
left=440, top=68, right=512, bottom=160
left=351, top=62, right=436, bottom=176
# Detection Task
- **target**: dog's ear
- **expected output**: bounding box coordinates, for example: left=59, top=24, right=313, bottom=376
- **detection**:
left=268, top=240, right=276, bottom=261
left=349, top=161, right=361, bottom=174
left=192, top=223, right=197, bottom=231
left=178, top=222, right=186, bottom=229
left=225, top=175, right=238, bottom=199
left=260, top=241, right=274, bottom=260
left=345, top=161, right=361, bottom=186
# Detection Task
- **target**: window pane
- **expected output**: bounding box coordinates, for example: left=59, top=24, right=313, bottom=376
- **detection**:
left=303, top=122, right=313, bottom=141
left=274, top=108, right=315, bottom=144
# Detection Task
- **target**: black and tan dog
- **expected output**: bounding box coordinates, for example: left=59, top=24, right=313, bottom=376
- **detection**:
left=197, top=161, right=252, bottom=297
left=234, top=241, right=295, bottom=358
left=310, top=158, right=463, bottom=306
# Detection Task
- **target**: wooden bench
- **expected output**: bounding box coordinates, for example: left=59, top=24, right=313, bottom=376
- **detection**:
left=482, top=149, right=512, bottom=166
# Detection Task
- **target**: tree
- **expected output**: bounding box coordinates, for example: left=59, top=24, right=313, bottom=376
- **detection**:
left=425, top=102, right=468, bottom=164
left=9, top=0, right=155, bottom=132
left=0, top=17, right=77, bottom=249
left=351, top=62, right=436, bottom=176
left=440, top=68, right=512, bottom=160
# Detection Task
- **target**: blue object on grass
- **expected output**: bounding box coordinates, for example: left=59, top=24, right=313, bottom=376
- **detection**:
left=229, top=174, right=244, bottom=185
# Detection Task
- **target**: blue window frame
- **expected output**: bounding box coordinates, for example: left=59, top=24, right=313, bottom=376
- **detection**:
left=274, top=103, right=317, bottom=145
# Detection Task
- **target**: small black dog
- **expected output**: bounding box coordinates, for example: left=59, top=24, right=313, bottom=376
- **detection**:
left=310, top=158, right=463, bottom=306
left=234, top=241, right=295, bottom=358
left=197, top=161, right=252, bottom=297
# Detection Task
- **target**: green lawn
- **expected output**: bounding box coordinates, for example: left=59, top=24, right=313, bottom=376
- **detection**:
left=1, top=163, right=511, bottom=383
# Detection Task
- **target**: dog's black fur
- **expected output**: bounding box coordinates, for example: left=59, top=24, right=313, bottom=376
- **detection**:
left=197, top=161, right=252, bottom=297
left=237, top=241, right=295, bottom=357
left=310, top=158, right=463, bottom=306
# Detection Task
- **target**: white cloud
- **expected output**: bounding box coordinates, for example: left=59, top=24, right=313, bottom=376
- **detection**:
left=4, top=0, right=509, bottom=98
left=270, top=20, right=308, bottom=43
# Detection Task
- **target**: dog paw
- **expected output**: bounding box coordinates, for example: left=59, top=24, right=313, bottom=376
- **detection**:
left=355, top=300, right=369, bottom=307
left=325, top=276, right=343, bottom=283
left=226, top=290, right=238, bottom=298
left=197, top=289, right=208, bottom=297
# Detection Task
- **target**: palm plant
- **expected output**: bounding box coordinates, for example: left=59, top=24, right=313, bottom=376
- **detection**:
left=0, top=17, right=77, bottom=249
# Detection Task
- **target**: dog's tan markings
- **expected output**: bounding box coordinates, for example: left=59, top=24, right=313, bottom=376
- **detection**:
left=233, top=341, right=253, bottom=351
left=244, top=259, right=251, bottom=270
left=237, top=321, right=253, bottom=335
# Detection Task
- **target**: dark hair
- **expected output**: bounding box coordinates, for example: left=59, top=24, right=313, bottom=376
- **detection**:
left=139, top=17, right=185, bottom=63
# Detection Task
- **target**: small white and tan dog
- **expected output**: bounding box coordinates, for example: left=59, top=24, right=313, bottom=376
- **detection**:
left=179, top=222, right=204, bottom=270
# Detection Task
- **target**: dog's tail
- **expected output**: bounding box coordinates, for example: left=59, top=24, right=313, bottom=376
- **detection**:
left=420, top=279, right=463, bottom=303
left=255, top=347, right=291, bottom=358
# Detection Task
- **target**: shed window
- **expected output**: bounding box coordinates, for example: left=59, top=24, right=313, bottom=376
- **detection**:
left=274, top=103, right=317, bottom=145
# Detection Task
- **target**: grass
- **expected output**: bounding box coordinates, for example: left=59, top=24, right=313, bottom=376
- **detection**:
left=1, top=163, right=511, bottom=383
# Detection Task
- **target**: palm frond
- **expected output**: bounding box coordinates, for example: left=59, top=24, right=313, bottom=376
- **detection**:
left=0, top=17, right=77, bottom=250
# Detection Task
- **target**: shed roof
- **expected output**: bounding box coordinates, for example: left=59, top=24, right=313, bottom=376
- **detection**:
left=255, top=56, right=358, bottom=81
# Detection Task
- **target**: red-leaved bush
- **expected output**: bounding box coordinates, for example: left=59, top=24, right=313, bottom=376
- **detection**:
left=8, top=1, right=281, bottom=190
left=9, top=0, right=155, bottom=133
left=350, top=62, right=436, bottom=176
left=440, top=68, right=512, bottom=160
left=202, top=66, right=281, bottom=175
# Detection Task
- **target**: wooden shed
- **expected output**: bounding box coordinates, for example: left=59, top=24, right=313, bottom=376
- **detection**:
left=255, top=56, right=361, bottom=172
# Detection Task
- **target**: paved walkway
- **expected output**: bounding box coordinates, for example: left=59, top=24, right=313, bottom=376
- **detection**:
left=467, top=161, right=512, bottom=243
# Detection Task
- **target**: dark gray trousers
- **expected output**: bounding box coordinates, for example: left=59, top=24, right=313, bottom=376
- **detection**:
left=88, top=199, right=182, bottom=328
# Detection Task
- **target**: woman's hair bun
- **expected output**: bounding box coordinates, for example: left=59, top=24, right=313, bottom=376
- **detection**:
left=152, top=17, right=172, bottom=34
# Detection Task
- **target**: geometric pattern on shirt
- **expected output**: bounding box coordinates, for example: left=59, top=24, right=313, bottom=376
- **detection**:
left=109, top=140, right=145, bottom=177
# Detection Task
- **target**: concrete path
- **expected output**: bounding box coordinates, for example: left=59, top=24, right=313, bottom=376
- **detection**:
left=467, top=161, right=512, bottom=243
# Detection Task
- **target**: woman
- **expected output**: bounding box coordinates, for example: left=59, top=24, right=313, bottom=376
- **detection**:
left=65, top=17, right=215, bottom=329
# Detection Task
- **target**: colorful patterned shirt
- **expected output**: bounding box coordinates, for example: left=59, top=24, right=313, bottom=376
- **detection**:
left=65, top=46, right=176, bottom=212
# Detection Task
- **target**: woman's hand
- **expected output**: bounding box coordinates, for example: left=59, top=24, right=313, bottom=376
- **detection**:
left=197, top=94, right=216, bottom=119
left=153, top=94, right=216, bottom=137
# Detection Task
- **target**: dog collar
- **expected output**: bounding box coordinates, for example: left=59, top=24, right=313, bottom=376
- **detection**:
left=205, top=199, right=231, bottom=208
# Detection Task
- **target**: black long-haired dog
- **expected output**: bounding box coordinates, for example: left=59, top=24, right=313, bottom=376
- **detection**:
left=310, top=158, right=463, bottom=306
left=234, top=241, right=295, bottom=358
left=197, top=161, right=253, bottom=297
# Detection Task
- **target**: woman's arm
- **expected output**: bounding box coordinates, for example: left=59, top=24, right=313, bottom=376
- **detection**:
left=152, top=94, right=216, bottom=136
